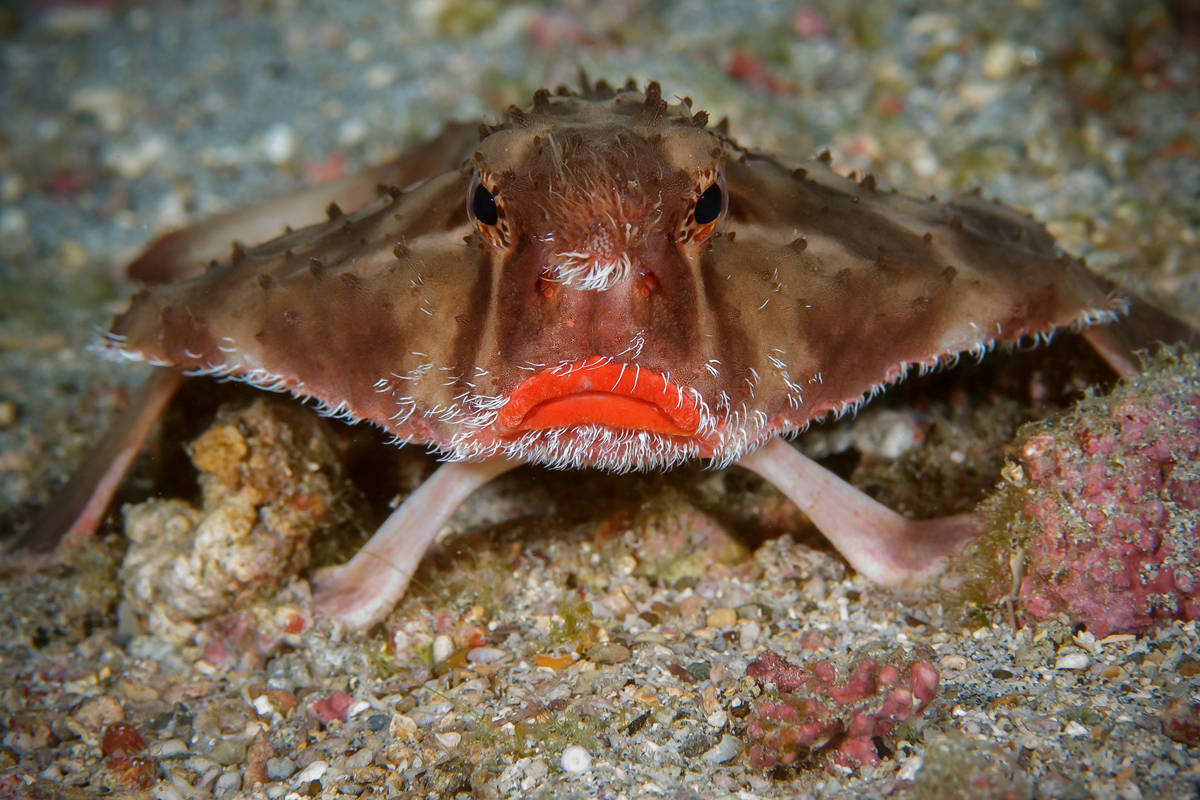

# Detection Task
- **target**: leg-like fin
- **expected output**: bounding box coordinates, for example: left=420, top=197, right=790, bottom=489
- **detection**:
left=1083, top=293, right=1199, bottom=376
left=10, top=368, right=184, bottom=560
left=311, top=457, right=518, bottom=629
left=738, top=438, right=982, bottom=587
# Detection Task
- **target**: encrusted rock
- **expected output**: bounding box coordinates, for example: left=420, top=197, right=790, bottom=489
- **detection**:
left=972, top=349, right=1200, bottom=637
left=120, top=399, right=358, bottom=627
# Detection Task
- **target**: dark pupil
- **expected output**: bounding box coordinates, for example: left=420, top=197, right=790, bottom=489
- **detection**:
left=472, top=184, right=499, bottom=225
left=693, top=182, right=722, bottom=225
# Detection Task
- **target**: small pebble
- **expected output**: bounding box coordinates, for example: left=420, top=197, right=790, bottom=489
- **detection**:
left=534, top=652, right=574, bottom=670
left=344, top=748, right=373, bottom=770
left=700, top=735, right=740, bottom=764
left=293, top=760, right=327, bottom=784
left=434, top=731, right=461, bottom=749
left=363, top=63, right=397, bottom=89
left=1055, top=653, right=1091, bottom=670
left=937, top=654, right=967, bottom=671
left=738, top=620, right=761, bottom=650
left=586, top=643, right=631, bottom=665
left=214, top=770, right=241, bottom=798
left=897, top=754, right=923, bottom=781
left=337, top=117, right=369, bottom=147
left=706, top=608, right=737, bottom=629
left=148, top=739, right=188, bottom=757
left=679, top=595, right=705, bottom=619
left=1063, top=721, right=1088, bottom=737
left=266, top=757, right=296, bottom=781
left=389, top=714, right=418, bottom=739
left=0, top=208, right=28, bottom=239
left=267, top=689, right=298, bottom=716
left=432, top=634, right=454, bottom=663
left=507, top=757, right=549, bottom=785
left=981, top=40, right=1021, bottom=80
left=560, top=745, right=592, bottom=774
left=206, top=738, right=246, bottom=766
left=72, top=696, right=124, bottom=729
left=1026, top=717, right=1061, bottom=733
left=467, top=646, right=508, bottom=664
left=261, top=122, right=297, bottom=164
left=877, top=416, right=918, bottom=458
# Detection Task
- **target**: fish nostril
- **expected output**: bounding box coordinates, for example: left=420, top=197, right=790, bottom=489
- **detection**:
left=635, top=272, right=660, bottom=299
left=536, top=270, right=556, bottom=299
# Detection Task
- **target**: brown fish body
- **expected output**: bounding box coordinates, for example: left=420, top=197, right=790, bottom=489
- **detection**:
left=26, top=79, right=1191, bottom=628
left=104, top=81, right=1121, bottom=473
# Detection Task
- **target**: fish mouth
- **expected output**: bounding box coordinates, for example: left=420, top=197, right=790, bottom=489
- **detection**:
left=498, top=357, right=701, bottom=437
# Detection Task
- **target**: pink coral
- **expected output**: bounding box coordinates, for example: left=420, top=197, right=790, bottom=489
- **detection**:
left=744, top=650, right=938, bottom=771
left=1009, top=352, right=1200, bottom=637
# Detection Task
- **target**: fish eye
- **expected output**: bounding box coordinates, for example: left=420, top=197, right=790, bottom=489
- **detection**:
left=468, top=171, right=512, bottom=252
left=677, top=171, right=726, bottom=249
left=472, top=184, right=499, bottom=225
left=694, top=182, right=723, bottom=225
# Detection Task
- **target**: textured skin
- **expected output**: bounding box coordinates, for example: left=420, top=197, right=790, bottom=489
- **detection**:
left=125, top=122, right=479, bottom=286
left=104, top=80, right=1124, bottom=472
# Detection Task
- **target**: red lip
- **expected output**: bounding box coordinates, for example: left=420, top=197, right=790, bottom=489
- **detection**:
left=498, top=358, right=701, bottom=436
